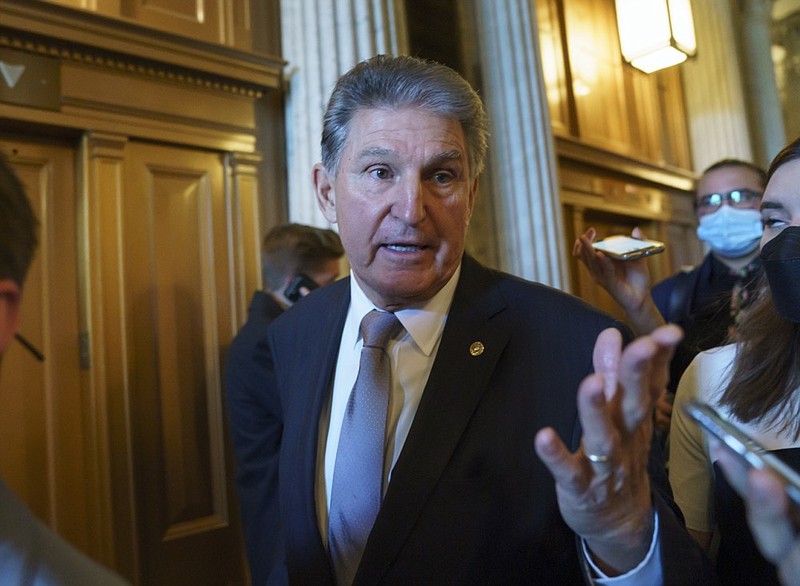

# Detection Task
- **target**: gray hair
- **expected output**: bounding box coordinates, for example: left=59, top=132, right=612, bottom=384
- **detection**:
left=320, top=54, right=489, bottom=179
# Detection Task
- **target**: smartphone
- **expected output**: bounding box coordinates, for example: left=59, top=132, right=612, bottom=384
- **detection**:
left=284, top=273, right=319, bottom=302
left=683, top=400, right=800, bottom=506
left=591, top=235, right=666, bottom=261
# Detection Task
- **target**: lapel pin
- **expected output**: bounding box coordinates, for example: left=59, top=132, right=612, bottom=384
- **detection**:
left=469, top=341, right=484, bottom=356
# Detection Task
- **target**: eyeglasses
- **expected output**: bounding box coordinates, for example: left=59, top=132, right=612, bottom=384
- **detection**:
left=696, top=189, right=761, bottom=212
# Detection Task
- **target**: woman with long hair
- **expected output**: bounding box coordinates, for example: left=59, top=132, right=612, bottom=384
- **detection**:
left=669, top=137, right=800, bottom=585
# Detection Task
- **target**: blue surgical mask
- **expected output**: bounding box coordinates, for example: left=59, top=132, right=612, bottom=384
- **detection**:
left=696, top=205, right=763, bottom=258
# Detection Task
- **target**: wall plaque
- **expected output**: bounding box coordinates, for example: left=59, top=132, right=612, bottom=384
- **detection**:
left=0, top=47, right=60, bottom=111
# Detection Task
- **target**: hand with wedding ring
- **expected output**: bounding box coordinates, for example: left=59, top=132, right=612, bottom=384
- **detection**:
left=534, top=324, right=682, bottom=576
left=584, top=448, right=611, bottom=464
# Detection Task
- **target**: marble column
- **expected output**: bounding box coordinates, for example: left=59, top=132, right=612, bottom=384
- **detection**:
left=773, top=9, right=800, bottom=142
left=739, top=0, right=786, bottom=164
left=681, top=0, right=755, bottom=172
left=466, top=0, right=566, bottom=288
left=280, top=0, right=408, bottom=226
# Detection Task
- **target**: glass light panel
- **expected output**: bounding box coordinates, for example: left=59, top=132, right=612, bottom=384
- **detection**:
left=631, top=47, right=688, bottom=74
left=616, top=0, right=671, bottom=61
left=615, top=0, right=697, bottom=73
left=668, top=0, right=697, bottom=54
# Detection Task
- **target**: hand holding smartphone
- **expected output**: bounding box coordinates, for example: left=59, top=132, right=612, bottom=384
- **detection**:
left=284, top=273, right=319, bottom=302
left=591, top=235, right=665, bottom=261
left=683, top=400, right=800, bottom=506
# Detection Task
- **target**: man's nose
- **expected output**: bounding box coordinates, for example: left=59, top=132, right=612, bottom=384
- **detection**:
left=392, top=177, right=426, bottom=224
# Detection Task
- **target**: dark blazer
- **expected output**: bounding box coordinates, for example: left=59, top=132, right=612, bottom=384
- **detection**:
left=231, top=255, right=713, bottom=585
left=651, top=253, right=763, bottom=393
left=225, top=291, right=286, bottom=585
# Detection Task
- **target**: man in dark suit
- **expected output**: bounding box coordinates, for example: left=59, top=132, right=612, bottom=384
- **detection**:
left=226, top=55, right=713, bottom=584
left=226, top=223, right=342, bottom=582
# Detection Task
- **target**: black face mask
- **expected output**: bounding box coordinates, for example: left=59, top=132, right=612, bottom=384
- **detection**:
left=761, top=225, right=800, bottom=323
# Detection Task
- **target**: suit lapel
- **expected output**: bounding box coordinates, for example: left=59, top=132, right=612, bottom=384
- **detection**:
left=280, top=281, right=350, bottom=583
left=356, top=257, right=510, bottom=583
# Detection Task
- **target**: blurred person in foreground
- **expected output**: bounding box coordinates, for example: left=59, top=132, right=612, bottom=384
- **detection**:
left=669, top=137, right=800, bottom=584
left=227, top=54, right=713, bottom=585
left=0, top=155, right=128, bottom=584
left=225, top=223, right=343, bottom=581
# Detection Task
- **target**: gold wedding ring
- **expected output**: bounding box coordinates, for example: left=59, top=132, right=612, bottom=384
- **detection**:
left=582, top=440, right=611, bottom=463
left=585, top=451, right=611, bottom=464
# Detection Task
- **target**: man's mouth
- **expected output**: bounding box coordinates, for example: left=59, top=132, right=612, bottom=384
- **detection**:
left=384, top=243, right=426, bottom=252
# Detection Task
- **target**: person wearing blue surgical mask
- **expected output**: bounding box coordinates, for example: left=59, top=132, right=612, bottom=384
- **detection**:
left=695, top=186, right=763, bottom=258
left=574, top=159, right=766, bottom=435
left=670, top=137, right=800, bottom=585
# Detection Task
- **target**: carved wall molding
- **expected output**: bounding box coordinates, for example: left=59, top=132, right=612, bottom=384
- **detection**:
left=0, top=28, right=268, bottom=99
left=556, top=135, right=696, bottom=193
left=0, top=1, right=284, bottom=152
left=0, top=0, right=284, bottom=95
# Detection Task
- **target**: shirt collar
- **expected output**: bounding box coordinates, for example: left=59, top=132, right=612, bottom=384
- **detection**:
left=348, top=263, right=461, bottom=357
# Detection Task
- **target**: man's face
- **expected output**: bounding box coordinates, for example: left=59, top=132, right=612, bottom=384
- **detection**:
left=695, top=165, right=763, bottom=219
left=315, top=107, right=477, bottom=311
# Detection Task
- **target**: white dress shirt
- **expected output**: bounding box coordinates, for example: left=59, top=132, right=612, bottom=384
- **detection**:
left=316, top=265, right=461, bottom=542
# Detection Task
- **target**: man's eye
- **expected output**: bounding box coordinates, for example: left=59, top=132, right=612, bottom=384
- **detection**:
left=368, top=167, right=392, bottom=180
left=432, top=171, right=453, bottom=184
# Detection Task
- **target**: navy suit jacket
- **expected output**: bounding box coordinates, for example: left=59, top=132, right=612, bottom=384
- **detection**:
left=225, top=291, right=285, bottom=584
left=229, top=255, right=713, bottom=585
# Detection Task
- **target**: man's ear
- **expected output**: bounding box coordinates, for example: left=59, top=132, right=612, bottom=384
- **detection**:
left=313, top=163, right=338, bottom=224
left=0, top=279, right=21, bottom=355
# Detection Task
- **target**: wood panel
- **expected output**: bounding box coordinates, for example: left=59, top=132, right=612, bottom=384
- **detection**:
left=23, top=0, right=265, bottom=55
left=227, top=0, right=252, bottom=50
left=657, top=66, right=692, bottom=169
left=552, top=0, right=691, bottom=170
left=82, top=133, right=139, bottom=577
left=535, top=0, right=573, bottom=136
left=626, top=69, right=663, bottom=163
left=229, top=153, right=263, bottom=326
left=120, top=0, right=224, bottom=45
left=562, top=0, right=632, bottom=154
left=0, top=137, right=103, bottom=559
left=121, top=142, right=246, bottom=585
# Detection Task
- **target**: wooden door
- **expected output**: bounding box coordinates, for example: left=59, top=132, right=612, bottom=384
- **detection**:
left=0, top=137, right=104, bottom=558
left=119, top=141, right=247, bottom=585
left=1, top=136, right=253, bottom=584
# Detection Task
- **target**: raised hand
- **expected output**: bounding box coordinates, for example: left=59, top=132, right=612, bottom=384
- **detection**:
left=535, top=325, right=682, bottom=575
left=573, top=227, right=664, bottom=336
